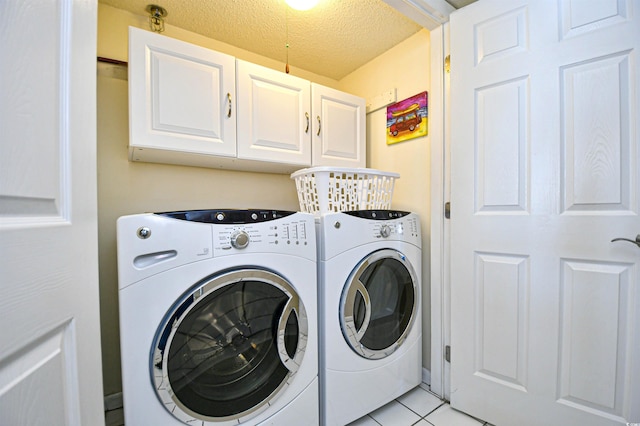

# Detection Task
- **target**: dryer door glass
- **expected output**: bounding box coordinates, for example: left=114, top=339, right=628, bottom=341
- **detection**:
left=341, top=249, right=418, bottom=359
left=152, top=269, right=308, bottom=423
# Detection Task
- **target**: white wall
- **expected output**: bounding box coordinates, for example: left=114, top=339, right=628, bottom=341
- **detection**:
left=340, top=30, right=432, bottom=372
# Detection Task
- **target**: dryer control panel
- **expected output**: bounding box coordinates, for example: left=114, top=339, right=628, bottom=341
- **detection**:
left=339, top=210, right=420, bottom=241
left=343, top=210, right=410, bottom=220
left=371, top=218, right=420, bottom=240
left=319, top=210, right=421, bottom=260
left=342, top=210, right=419, bottom=240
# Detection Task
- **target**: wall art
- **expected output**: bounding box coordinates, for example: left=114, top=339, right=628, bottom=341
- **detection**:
left=386, top=91, right=428, bottom=145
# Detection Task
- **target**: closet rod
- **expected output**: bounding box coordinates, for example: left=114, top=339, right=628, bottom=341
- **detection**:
left=97, top=57, right=128, bottom=66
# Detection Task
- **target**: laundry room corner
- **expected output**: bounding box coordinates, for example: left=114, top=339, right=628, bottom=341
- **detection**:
left=96, top=1, right=434, bottom=416
left=96, top=4, right=324, bottom=403
left=339, top=29, right=433, bottom=379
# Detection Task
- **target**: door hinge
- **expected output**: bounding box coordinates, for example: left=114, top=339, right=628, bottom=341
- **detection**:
left=445, top=345, right=451, bottom=362
left=444, top=202, right=451, bottom=219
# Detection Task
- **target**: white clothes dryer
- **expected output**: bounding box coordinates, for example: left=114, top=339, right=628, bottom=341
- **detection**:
left=317, top=210, right=422, bottom=426
left=117, top=209, right=318, bottom=426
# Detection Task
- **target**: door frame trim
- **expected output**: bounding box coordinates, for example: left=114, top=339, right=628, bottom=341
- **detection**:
left=429, top=22, right=451, bottom=400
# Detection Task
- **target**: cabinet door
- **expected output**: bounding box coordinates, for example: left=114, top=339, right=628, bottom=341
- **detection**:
left=311, top=83, right=366, bottom=168
left=128, top=27, right=236, bottom=160
left=236, top=60, right=311, bottom=166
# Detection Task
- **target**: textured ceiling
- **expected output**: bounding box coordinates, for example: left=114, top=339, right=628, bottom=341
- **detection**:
left=445, top=0, right=476, bottom=8
left=99, top=0, right=430, bottom=80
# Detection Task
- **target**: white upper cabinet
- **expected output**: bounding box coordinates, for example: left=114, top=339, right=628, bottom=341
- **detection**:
left=128, top=27, right=237, bottom=163
left=236, top=61, right=366, bottom=169
left=312, top=83, right=365, bottom=168
left=128, top=27, right=366, bottom=172
left=236, top=60, right=312, bottom=166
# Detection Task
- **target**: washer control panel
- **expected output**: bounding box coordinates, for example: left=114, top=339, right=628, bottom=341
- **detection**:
left=157, top=209, right=295, bottom=224
left=212, top=213, right=314, bottom=256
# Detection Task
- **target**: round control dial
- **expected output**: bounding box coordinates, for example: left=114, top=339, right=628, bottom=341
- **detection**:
left=230, top=230, right=250, bottom=249
left=379, top=225, right=391, bottom=238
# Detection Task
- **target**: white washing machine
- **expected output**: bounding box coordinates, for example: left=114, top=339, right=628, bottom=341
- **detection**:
left=317, top=210, right=422, bottom=426
left=116, top=209, right=318, bottom=426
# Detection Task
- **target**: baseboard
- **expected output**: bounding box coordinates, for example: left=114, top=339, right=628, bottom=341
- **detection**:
left=422, top=368, right=431, bottom=386
left=104, top=392, right=123, bottom=412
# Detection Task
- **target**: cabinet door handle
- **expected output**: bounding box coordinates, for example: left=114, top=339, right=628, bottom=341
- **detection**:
left=227, top=93, right=232, bottom=118
left=305, top=112, right=309, bottom=133
left=317, top=115, right=321, bottom=136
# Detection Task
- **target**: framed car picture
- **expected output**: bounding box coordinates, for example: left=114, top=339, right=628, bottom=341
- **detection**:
left=386, top=91, right=428, bottom=145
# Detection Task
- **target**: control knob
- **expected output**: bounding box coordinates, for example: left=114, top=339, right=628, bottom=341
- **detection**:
left=379, top=225, right=391, bottom=238
left=230, top=230, right=250, bottom=249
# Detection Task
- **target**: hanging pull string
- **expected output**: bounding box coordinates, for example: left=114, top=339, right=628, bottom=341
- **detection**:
left=285, top=4, right=290, bottom=73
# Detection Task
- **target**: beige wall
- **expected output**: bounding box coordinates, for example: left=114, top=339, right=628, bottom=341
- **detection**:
left=97, top=5, right=325, bottom=396
left=97, top=68, right=304, bottom=396
left=340, top=29, right=432, bottom=373
left=98, top=4, right=432, bottom=397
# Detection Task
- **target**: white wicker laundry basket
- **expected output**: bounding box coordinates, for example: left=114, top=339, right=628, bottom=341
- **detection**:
left=291, top=167, right=399, bottom=216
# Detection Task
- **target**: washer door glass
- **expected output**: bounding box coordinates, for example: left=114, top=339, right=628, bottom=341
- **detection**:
left=152, top=269, right=307, bottom=423
left=340, top=249, right=417, bottom=359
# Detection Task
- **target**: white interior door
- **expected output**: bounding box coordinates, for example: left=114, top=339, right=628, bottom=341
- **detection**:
left=0, top=1, right=104, bottom=425
left=450, top=1, right=640, bottom=425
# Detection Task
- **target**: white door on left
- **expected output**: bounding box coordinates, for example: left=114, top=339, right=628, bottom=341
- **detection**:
left=0, top=1, right=104, bottom=425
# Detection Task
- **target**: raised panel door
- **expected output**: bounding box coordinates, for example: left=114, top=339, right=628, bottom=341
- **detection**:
left=128, top=27, right=237, bottom=162
left=0, top=1, right=104, bottom=424
left=236, top=60, right=311, bottom=167
left=311, top=83, right=366, bottom=168
left=450, top=1, right=640, bottom=424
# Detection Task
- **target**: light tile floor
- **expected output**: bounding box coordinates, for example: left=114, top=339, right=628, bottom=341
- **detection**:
left=348, top=383, right=491, bottom=426
left=105, top=383, right=490, bottom=426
